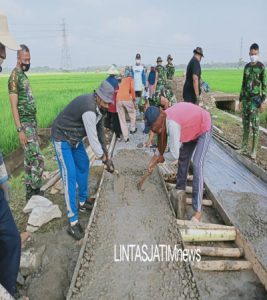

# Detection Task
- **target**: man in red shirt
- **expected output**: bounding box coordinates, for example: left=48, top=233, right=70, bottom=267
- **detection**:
left=144, top=103, right=212, bottom=221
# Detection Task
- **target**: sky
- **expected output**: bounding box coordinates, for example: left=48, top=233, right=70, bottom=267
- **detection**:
left=0, top=0, right=266, bottom=69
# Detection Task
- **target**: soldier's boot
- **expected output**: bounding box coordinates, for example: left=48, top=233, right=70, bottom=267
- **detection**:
left=241, top=130, right=249, bottom=154
left=251, top=133, right=259, bottom=160
left=26, top=185, right=34, bottom=201
left=170, top=189, right=186, bottom=219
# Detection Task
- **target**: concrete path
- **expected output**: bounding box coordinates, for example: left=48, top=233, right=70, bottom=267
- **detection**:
left=205, top=140, right=267, bottom=273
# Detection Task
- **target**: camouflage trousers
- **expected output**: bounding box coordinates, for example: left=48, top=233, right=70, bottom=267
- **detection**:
left=241, top=100, right=260, bottom=153
left=23, top=122, right=44, bottom=189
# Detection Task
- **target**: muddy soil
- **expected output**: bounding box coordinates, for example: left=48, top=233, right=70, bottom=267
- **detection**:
left=72, top=150, right=199, bottom=300
left=16, top=165, right=103, bottom=300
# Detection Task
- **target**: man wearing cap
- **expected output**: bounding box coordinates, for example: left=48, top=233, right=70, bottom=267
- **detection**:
left=183, top=47, right=204, bottom=104
left=51, top=80, right=115, bottom=240
left=105, top=65, right=122, bottom=140
left=144, top=103, right=212, bottom=222
left=0, top=11, right=21, bottom=297
left=166, top=54, right=175, bottom=80
left=8, top=44, right=44, bottom=201
left=131, top=53, right=147, bottom=116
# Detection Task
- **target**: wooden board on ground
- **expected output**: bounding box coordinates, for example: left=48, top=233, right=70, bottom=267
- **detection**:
left=192, top=260, right=252, bottom=271
left=186, top=245, right=244, bottom=258
left=180, top=227, right=236, bottom=242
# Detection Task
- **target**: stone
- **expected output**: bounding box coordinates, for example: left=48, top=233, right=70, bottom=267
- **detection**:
left=27, top=204, right=62, bottom=230
left=16, top=272, right=25, bottom=286
left=20, top=245, right=46, bottom=276
left=23, top=195, right=53, bottom=214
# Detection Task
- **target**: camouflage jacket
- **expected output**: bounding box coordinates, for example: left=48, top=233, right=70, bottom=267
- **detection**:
left=166, top=63, right=175, bottom=80
left=8, top=67, right=37, bottom=123
left=156, top=65, right=166, bottom=87
left=239, top=61, right=266, bottom=102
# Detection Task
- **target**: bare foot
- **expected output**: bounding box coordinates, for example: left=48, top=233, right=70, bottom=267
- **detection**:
left=192, top=212, right=202, bottom=222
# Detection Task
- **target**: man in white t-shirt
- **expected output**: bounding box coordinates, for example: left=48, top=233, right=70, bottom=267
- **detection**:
left=131, top=53, right=147, bottom=116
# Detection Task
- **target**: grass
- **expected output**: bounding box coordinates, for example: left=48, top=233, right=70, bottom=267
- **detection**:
left=201, top=69, right=244, bottom=94
left=0, top=72, right=106, bottom=155
left=201, top=69, right=267, bottom=127
left=1, top=69, right=266, bottom=155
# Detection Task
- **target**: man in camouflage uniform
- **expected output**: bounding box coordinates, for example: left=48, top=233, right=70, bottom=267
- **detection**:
left=166, top=54, right=175, bottom=80
left=149, top=87, right=175, bottom=108
left=239, top=43, right=266, bottom=159
left=154, top=57, right=166, bottom=94
left=8, top=44, right=44, bottom=200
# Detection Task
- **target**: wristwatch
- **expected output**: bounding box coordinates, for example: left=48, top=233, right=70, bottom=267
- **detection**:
left=16, top=127, right=23, bottom=133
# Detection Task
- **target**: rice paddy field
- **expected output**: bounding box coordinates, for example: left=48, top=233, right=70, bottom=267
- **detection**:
left=0, top=72, right=106, bottom=155
left=0, top=69, right=266, bottom=155
left=201, top=68, right=243, bottom=93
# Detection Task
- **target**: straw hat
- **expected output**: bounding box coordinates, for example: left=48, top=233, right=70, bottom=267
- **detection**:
left=0, top=11, right=20, bottom=50
left=107, top=64, right=120, bottom=76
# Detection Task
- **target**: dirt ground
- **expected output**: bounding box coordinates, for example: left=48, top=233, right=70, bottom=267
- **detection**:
left=208, top=107, right=267, bottom=171
left=72, top=150, right=199, bottom=300
left=11, top=129, right=113, bottom=299
left=15, top=166, right=103, bottom=300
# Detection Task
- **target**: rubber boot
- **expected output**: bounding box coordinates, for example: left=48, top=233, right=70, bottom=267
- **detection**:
left=241, top=130, right=249, bottom=154
left=251, top=133, right=259, bottom=160
left=170, top=189, right=186, bottom=219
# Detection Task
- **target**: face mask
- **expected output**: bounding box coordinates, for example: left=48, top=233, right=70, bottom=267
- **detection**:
left=136, top=59, right=141, bottom=65
left=250, top=55, right=259, bottom=63
left=21, top=63, right=30, bottom=72
left=99, top=106, right=108, bottom=115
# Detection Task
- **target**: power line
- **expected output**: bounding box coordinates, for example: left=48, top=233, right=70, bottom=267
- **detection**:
left=60, top=19, right=72, bottom=71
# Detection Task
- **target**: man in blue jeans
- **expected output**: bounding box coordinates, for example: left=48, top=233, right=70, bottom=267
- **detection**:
left=52, top=80, right=116, bottom=240
left=0, top=189, right=21, bottom=297
left=0, top=11, right=21, bottom=297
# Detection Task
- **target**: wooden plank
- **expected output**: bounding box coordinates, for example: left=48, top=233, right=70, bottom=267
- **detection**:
left=180, top=228, right=236, bottom=242
left=192, top=260, right=252, bottom=271
left=40, top=170, right=61, bottom=192
left=165, top=183, right=204, bottom=194
left=186, top=245, right=244, bottom=258
left=186, top=198, right=213, bottom=207
left=176, top=219, right=235, bottom=230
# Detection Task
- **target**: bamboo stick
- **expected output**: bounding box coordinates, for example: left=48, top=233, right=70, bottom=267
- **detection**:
left=177, top=219, right=235, bottom=230
left=192, top=260, right=252, bottom=271
left=186, top=198, right=213, bottom=207
left=180, top=228, right=236, bottom=242
left=186, top=245, right=244, bottom=258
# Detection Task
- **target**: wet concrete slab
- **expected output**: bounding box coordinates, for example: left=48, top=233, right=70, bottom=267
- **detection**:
left=71, top=124, right=200, bottom=299
left=204, top=140, right=267, bottom=276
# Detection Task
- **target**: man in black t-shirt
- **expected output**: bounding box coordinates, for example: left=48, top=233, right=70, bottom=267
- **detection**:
left=183, top=47, right=204, bottom=104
